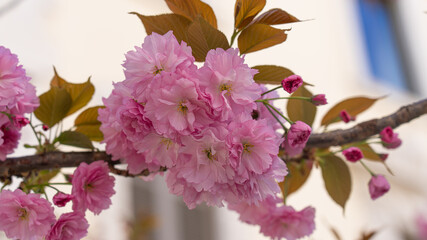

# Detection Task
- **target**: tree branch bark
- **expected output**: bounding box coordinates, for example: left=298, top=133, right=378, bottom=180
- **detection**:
left=0, top=99, right=426, bottom=178
left=306, top=98, right=427, bottom=148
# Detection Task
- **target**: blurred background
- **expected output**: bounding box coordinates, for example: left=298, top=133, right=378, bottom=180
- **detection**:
left=1, top=0, right=427, bottom=239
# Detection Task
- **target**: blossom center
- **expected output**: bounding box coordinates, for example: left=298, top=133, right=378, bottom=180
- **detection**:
left=160, top=137, right=173, bottom=150
left=203, top=148, right=216, bottom=161
left=243, top=142, right=254, bottom=153
left=219, top=83, right=232, bottom=95
left=153, top=66, right=163, bottom=75
left=17, top=207, right=28, bottom=220
left=177, top=101, right=188, bottom=114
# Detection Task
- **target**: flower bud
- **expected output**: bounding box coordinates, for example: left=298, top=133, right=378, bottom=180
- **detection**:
left=380, top=126, right=402, bottom=149
left=281, top=75, right=303, bottom=94
left=342, top=147, right=363, bottom=162
left=311, top=94, right=327, bottom=106
left=339, top=110, right=355, bottom=123
left=368, top=174, right=390, bottom=200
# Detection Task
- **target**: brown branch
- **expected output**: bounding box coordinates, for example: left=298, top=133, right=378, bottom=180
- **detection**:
left=306, top=98, right=427, bottom=148
left=0, top=99, right=426, bottom=178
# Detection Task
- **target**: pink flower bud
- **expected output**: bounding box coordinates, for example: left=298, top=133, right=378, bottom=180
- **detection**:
left=283, top=121, right=311, bottom=157
left=281, top=75, right=303, bottom=94
left=368, top=174, right=390, bottom=200
left=342, top=147, right=363, bottom=162
left=53, top=192, right=73, bottom=207
left=42, top=124, right=49, bottom=131
left=379, top=153, right=388, bottom=161
left=311, top=94, right=327, bottom=106
left=339, top=110, right=355, bottom=123
left=13, top=115, right=30, bottom=128
left=380, top=126, right=402, bottom=149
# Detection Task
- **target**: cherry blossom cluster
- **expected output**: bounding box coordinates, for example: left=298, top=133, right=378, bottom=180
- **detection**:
left=0, top=46, right=39, bottom=160
left=0, top=160, right=115, bottom=240
left=98, top=31, right=315, bottom=238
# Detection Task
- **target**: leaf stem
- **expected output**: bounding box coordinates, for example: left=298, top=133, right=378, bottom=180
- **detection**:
left=261, top=86, right=282, bottom=96
left=360, top=160, right=376, bottom=176
left=263, top=102, right=288, bottom=132
left=264, top=102, right=294, bottom=124
left=256, top=96, right=312, bottom=102
left=230, top=28, right=240, bottom=47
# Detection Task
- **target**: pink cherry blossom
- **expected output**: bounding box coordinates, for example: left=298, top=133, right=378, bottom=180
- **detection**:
left=53, top=192, right=73, bottom=207
left=145, top=73, right=211, bottom=138
left=0, top=122, right=21, bottom=161
left=380, top=126, right=402, bottom=149
left=228, top=196, right=315, bottom=240
left=123, top=31, right=196, bottom=102
left=283, top=121, right=311, bottom=157
left=311, top=94, right=327, bottom=106
left=0, top=189, right=56, bottom=240
left=368, top=174, right=390, bottom=200
left=198, top=48, right=261, bottom=121
left=416, top=215, right=427, bottom=240
left=71, top=161, right=115, bottom=215
left=342, top=147, right=363, bottom=162
left=281, top=75, right=303, bottom=94
left=46, top=212, right=89, bottom=240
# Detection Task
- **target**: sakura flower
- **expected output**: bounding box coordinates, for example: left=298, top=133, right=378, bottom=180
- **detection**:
left=123, top=31, right=196, bottom=102
left=342, top=147, right=363, bottom=162
left=145, top=72, right=211, bottom=138
left=71, top=161, right=115, bottom=215
left=281, top=75, right=303, bottom=94
left=53, top=192, right=73, bottom=207
left=198, top=48, right=261, bottom=121
left=368, top=174, right=390, bottom=200
left=46, top=212, right=89, bottom=240
left=0, top=189, right=55, bottom=240
left=0, top=122, right=21, bottom=161
left=380, top=126, right=402, bottom=149
left=283, top=121, right=311, bottom=157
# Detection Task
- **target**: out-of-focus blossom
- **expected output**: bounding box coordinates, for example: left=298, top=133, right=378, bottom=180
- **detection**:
left=368, top=174, right=390, bottom=200
left=342, top=147, right=363, bottom=162
left=339, top=110, right=354, bottom=123
left=311, top=94, right=327, bottom=106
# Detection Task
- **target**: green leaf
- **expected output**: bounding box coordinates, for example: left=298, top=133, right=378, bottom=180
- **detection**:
left=252, top=65, right=294, bottom=85
left=279, top=160, right=313, bottom=199
left=252, top=8, right=299, bottom=25
left=238, top=24, right=288, bottom=54
left=187, top=17, right=230, bottom=61
left=57, top=131, right=94, bottom=149
left=234, top=0, right=266, bottom=29
left=34, top=87, right=72, bottom=127
left=320, top=154, right=352, bottom=210
left=131, top=13, right=192, bottom=44
left=23, top=169, right=60, bottom=193
left=321, top=96, right=382, bottom=126
left=74, top=106, right=104, bottom=142
left=287, top=85, right=317, bottom=126
left=51, top=68, right=95, bottom=116
left=165, top=0, right=218, bottom=28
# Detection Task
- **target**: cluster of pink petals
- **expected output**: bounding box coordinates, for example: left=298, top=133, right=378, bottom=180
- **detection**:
left=342, top=147, right=363, bottom=162
left=380, top=126, right=402, bottom=149
left=0, top=189, right=56, bottom=240
left=53, top=192, right=74, bottom=207
left=0, top=46, right=39, bottom=160
left=368, top=174, right=390, bottom=200
left=71, top=161, right=116, bottom=215
left=283, top=121, right=312, bottom=157
left=228, top=196, right=315, bottom=240
left=99, top=31, right=286, bottom=210
left=46, top=212, right=89, bottom=240
left=416, top=215, right=427, bottom=240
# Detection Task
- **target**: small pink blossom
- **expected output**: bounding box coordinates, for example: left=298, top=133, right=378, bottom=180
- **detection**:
left=46, top=212, right=89, bottom=240
left=283, top=121, right=311, bottom=157
left=368, top=174, right=390, bottom=200
left=380, top=126, right=402, bottom=149
left=311, top=94, right=327, bottom=106
left=281, top=75, right=303, bottom=94
left=71, top=161, right=115, bottom=215
left=342, top=147, right=363, bottom=162
left=0, top=189, right=56, bottom=240
left=339, top=110, right=354, bottom=123
left=53, top=192, right=73, bottom=207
